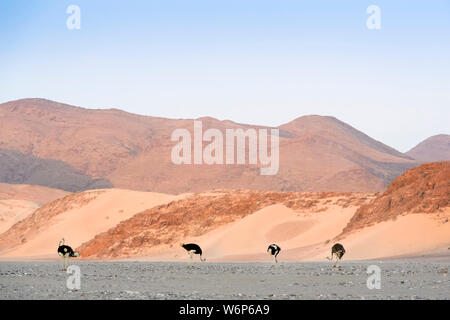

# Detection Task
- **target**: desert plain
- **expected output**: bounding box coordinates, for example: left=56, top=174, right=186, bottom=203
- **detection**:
left=0, top=258, right=449, bottom=300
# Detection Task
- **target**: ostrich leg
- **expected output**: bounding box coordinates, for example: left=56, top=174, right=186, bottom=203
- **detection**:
left=334, top=258, right=340, bottom=268
left=336, top=251, right=343, bottom=268
left=188, top=251, right=194, bottom=267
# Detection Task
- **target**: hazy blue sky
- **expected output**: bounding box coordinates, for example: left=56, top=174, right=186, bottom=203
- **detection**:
left=0, top=0, right=449, bottom=152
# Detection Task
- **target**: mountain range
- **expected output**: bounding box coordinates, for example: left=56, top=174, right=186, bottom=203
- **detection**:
left=1, top=98, right=440, bottom=193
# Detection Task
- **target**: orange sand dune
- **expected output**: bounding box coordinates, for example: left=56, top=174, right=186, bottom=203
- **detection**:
left=0, top=189, right=183, bottom=258
left=0, top=183, right=69, bottom=234
left=329, top=212, right=450, bottom=260
left=198, top=203, right=356, bottom=261
left=1, top=181, right=448, bottom=261
left=146, top=202, right=360, bottom=261
left=75, top=191, right=371, bottom=259
left=0, top=200, right=40, bottom=234
left=149, top=206, right=450, bottom=262
left=0, top=183, right=69, bottom=204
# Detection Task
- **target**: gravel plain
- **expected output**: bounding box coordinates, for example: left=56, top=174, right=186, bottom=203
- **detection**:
left=0, top=259, right=449, bottom=300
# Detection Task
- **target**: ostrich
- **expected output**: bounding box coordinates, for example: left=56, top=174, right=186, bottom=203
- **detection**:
left=267, top=244, right=281, bottom=265
left=180, top=243, right=206, bottom=264
left=326, top=243, right=345, bottom=268
left=57, top=238, right=79, bottom=271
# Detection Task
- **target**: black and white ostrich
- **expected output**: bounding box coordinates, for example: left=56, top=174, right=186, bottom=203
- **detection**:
left=180, top=243, right=206, bottom=264
left=267, top=244, right=281, bottom=265
left=326, top=243, right=345, bottom=268
left=57, top=238, right=79, bottom=271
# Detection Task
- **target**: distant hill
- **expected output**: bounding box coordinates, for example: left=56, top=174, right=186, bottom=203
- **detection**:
left=0, top=149, right=112, bottom=192
left=0, top=98, right=418, bottom=193
left=406, top=134, right=450, bottom=162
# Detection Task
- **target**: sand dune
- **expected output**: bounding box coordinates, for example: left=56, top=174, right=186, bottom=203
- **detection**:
left=198, top=203, right=355, bottom=261
left=144, top=200, right=362, bottom=262
left=1, top=163, right=448, bottom=261
left=0, top=183, right=69, bottom=204
left=150, top=205, right=449, bottom=262
left=0, top=200, right=40, bottom=234
left=344, top=161, right=450, bottom=234
left=312, top=211, right=450, bottom=261
left=0, top=189, right=182, bottom=258
left=1, top=189, right=448, bottom=261
left=165, top=208, right=450, bottom=263
left=0, top=183, right=69, bottom=234
left=75, top=191, right=372, bottom=259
